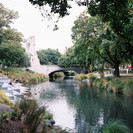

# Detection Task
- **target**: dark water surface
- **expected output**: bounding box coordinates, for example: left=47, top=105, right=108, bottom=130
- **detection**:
left=31, top=78, right=133, bottom=133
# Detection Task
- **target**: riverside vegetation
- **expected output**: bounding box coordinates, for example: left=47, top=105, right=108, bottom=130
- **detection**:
left=74, top=73, right=133, bottom=97
left=0, top=67, right=68, bottom=133
left=0, top=69, right=131, bottom=133
left=0, top=67, right=49, bottom=85
left=0, top=95, right=130, bottom=133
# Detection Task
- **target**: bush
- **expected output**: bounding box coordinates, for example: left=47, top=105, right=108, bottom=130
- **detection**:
left=74, top=73, right=88, bottom=80
left=89, top=120, right=130, bottom=133
left=89, top=76, right=97, bottom=86
left=14, top=98, right=46, bottom=133
left=1, top=67, right=48, bottom=84
left=124, top=80, right=133, bottom=96
left=44, top=113, right=53, bottom=120
left=53, top=72, right=65, bottom=77
left=103, top=120, right=130, bottom=133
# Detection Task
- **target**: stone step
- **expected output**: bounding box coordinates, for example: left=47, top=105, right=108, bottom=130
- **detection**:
left=4, top=93, right=15, bottom=100
left=4, top=89, right=13, bottom=95
left=1, top=87, right=9, bottom=90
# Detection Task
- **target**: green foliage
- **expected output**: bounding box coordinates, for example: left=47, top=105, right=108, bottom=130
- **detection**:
left=0, top=89, right=13, bottom=106
left=14, top=98, right=46, bottom=133
left=59, top=130, right=68, bottom=133
left=0, top=4, right=25, bottom=68
left=37, top=48, right=61, bottom=65
left=89, top=120, right=130, bottom=133
left=0, top=3, right=18, bottom=29
left=17, top=53, right=30, bottom=68
left=10, top=111, right=17, bottom=120
left=124, top=80, right=133, bottom=96
left=74, top=73, right=88, bottom=80
left=37, top=50, right=48, bottom=65
left=1, top=67, right=48, bottom=84
left=44, top=113, right=53, bottom=120
left=0, top=112, right=9, bottom=126
left=89, top=76, right=97, bottom=86
left=58, top=47, right=78, bottom=67
left=103, top=120, right=130, bottom=133
left=53, top=72, right=65, bottom=78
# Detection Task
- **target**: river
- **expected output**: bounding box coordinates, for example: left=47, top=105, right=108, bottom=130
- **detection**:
left=30, top=77, right=133, bottom=133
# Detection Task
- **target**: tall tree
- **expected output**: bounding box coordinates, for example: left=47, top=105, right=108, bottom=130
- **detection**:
left=37, top=50, right=48, bottom=65
left=0, top=3, right=18, bottom=44
left=58, top=46, right=77, bottom=67
left=37, top=48, right=62, bottom=65
left=72, top=12, right=133, bottom=77
left=0, top=3, right=25, bottom=68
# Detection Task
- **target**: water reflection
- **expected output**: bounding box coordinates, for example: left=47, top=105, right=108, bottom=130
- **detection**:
left=30, top=78, right=133, bottom=133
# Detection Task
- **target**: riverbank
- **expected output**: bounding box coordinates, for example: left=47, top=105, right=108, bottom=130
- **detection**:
left=0, top=67, right=49, bottom=85
left=74, top=73, right=133, bottom=97
left=0, top=69, right=74, bottom=133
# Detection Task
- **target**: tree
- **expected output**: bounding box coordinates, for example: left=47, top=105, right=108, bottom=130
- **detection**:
left=71, top=11, right=133, bottom=77
left=0, top=42, right=25, bottom=68
left=37, top=48, right=62, bottom=65
left=0, top=3, right=18, bottom=44
left=17, top=53, right=31, bottom=68
left=0, top=3, right=25, bottom=68
left=0, top=28, right=25, bottom=68
left=37, top=50, right=48, bottom=65
left=0, top=3, right=18, bottom=28
left=58, top=46, right=77, bottom=67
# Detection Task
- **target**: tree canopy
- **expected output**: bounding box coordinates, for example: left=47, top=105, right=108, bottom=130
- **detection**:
left=0, top=3, right=26, bottom=68
left=37, top=48, right=62, bottom=65
left=58, top=10, right=133, bottom=77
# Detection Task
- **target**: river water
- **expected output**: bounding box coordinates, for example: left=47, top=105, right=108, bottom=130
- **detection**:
left=30, top=77, right=133, bottom=133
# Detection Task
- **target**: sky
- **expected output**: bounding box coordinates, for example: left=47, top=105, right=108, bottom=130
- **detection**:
left=0, top=0, right=86, bottom=53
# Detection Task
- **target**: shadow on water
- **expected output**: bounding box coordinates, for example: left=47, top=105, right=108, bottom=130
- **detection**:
left=31, top=77, right=133, bottom=133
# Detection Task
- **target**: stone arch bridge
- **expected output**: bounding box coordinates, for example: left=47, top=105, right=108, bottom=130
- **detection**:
left=25, top=36, right=85, bottom=77
left=29, top=65, right=85, bottom=78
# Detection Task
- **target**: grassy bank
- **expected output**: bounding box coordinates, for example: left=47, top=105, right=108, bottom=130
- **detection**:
left=74, top=73, right=99, bottom=80
left=53, top=72, right=65, bottom=78
left=74, top=73, right=133, bottom=97
left=89, top=76, right=133, bottom=96
left=0, top=89, right=13, bottom=107
left=0, top=67, right=49, bottom=85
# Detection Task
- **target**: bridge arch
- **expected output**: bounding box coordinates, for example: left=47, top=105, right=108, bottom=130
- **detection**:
left=48, top=69, right=79, bottom=78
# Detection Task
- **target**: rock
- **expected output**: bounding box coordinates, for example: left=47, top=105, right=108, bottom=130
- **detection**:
left=53, top=125, right=61, bottom=130
left=45, top=119, right=52, bottom=128
left=51, top=119, right=55, bottom=125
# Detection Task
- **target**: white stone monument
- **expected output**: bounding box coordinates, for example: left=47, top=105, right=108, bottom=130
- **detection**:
left=25, top=36, right=41, bottom=73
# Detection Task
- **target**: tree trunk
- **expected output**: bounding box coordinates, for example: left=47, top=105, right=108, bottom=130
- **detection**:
left=114, top=63, right=120, bottom=77
left=85, top=65, right=91, bottom=74
left=131, top=58, right=133, bottom=71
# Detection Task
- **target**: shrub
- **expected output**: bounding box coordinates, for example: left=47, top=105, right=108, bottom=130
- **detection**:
left=1, top=67, right=48, bottom=84
left=53, top=72, right=65, bottom=77
left=44, top=113, right=53, bottom=120
left=89, top=120, right=130, bottom=133
left=89, top=76, right=97, bottom=86
left=74, top=73, right=88, bottom=80
left=102, top=120, right=130, bottom=133
left=0, top=112, right=9, bottom=126
left=124, top=80, right=133, bottom=96
left=14, top=98, right=46, bottom=133
left=94, top=78, right=100, bottom=87
left=96, top=79, right=104, bottom=89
